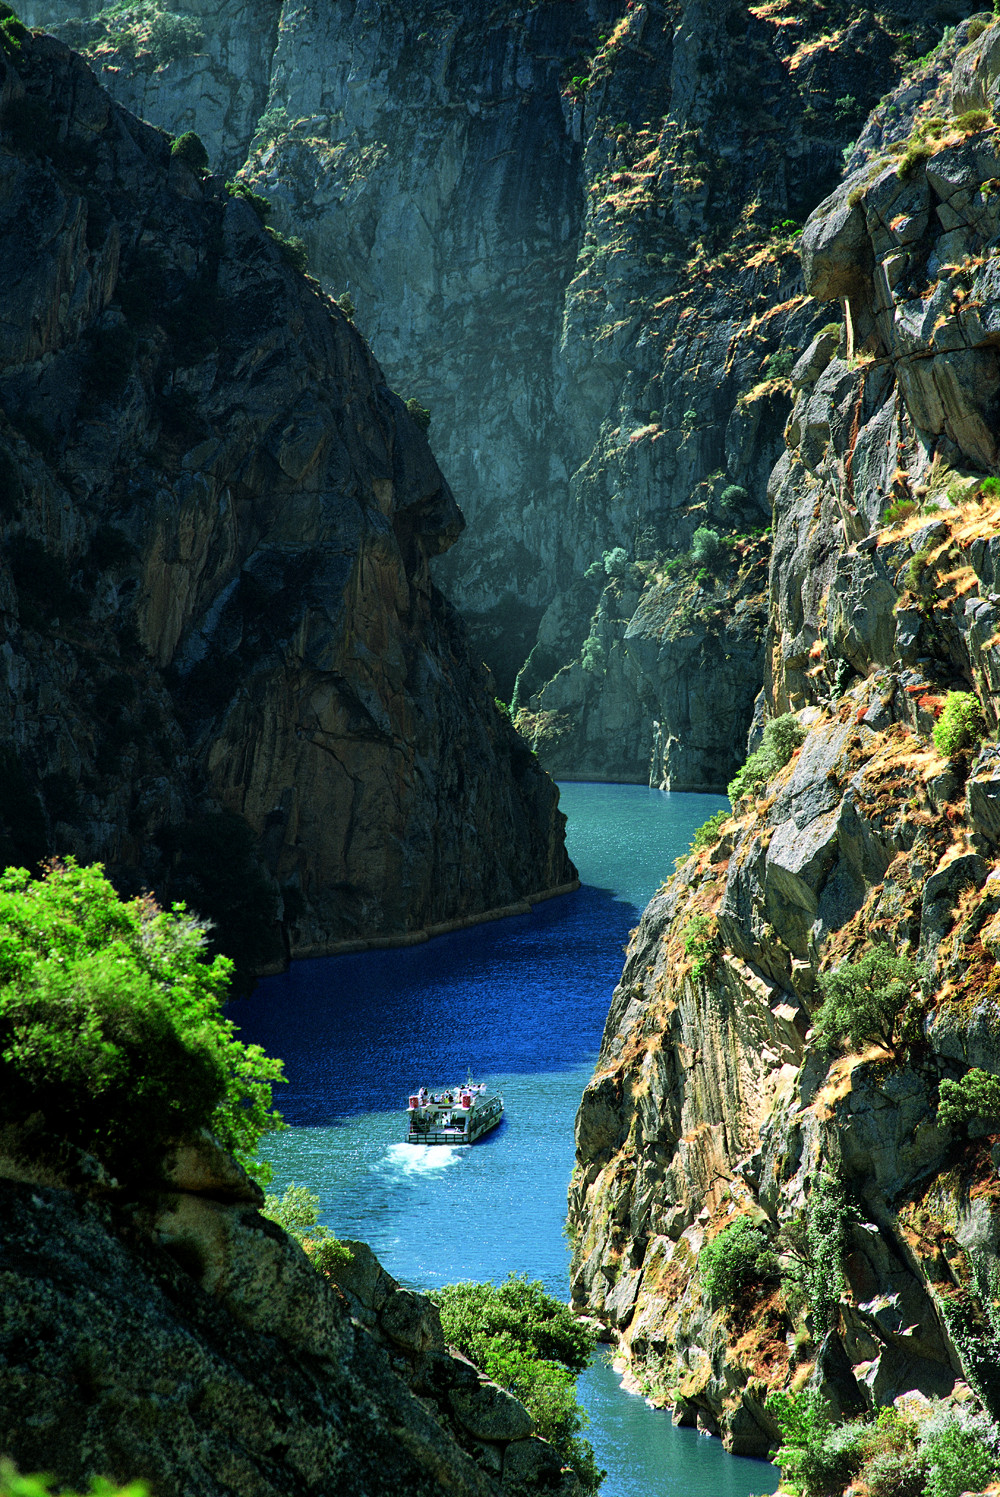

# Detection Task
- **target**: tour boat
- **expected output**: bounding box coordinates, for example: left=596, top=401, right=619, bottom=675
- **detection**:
left=405, top=1080, right=504, bottom=1145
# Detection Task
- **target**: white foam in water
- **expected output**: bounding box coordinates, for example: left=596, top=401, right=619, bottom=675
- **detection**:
left=384, top=1142, right=463, bottom=1174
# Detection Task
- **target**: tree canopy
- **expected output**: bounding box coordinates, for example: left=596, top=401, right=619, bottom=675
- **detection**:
left=0, top=859, right=284, bottom=1181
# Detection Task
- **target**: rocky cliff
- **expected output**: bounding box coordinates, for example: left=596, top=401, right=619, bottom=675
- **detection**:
left=20, top=0, right=959, bottom=787
left=0, top=21, right=573, bottom=972
left=569, top=13, right=1000, bottom=1462
left=0, top=1130, right=579, bottom=1496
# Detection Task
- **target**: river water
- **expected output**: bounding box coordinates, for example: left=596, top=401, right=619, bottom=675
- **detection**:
left=234, top=783, right=779, bottom=1497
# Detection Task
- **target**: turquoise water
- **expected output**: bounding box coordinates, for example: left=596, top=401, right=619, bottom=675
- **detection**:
left=234, top=783, right=778, bottom=1497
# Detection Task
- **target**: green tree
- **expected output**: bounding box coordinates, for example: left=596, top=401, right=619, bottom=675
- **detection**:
left=690, top=809, right=728, bottom=851
left=937, top=1068, right=1000, bottom=1129
left=433, top=1276, right=603, bottom=1492
left=0, top=859, right=284, bottom=1181
left=727, top=713, right=805, bottom=806
left=814, top=949, right=918, bottom=1052
left=780, top=1172, right=852, bottom=1334
left=933, top=691, right=985, bottom=758
left=261, top=1182, right=352, bottom=1275
left=699, top=1216, right=776, bottom=1308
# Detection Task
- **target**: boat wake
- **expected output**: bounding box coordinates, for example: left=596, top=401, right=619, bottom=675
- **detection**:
left=384, top=1142, right=463, bottom=1175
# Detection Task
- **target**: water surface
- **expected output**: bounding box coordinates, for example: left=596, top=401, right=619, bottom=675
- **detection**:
left=235, top=783, right=777, bottom=1497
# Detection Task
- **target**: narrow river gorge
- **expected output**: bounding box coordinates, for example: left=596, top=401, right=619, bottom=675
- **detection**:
left=234, top=784, right=778, bottom=1497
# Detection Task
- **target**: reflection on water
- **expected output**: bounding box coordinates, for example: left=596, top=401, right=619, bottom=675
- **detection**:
left=234, top=784, right=777, bottom=1497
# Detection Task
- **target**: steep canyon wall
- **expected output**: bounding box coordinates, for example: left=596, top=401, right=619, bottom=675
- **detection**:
left=569, top=15, right=1000, bottom=1462
left=0, top=25, right=572, bottom=969
left=19, top=0, right=967, bottom=785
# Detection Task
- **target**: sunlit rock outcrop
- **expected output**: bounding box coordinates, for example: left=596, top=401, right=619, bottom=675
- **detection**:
left=570, top=14, right=1000, bottom=1459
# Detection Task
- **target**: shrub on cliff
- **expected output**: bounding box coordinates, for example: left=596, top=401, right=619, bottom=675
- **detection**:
left=937, top=1067, right=1000, bottom=1129
left=689, top=526, right=721, bottom=568
left=727, top=713, right=805, bottom=807
left=404, top=396, right=431, bottom=430
left=262, top=1182, right=353, bottom=1275
left=698, top=1215, right=776, bottom=1310
left=933, top=691, right=984, bottom=759
left=0, top=858, right=284, bottom=1181
left=433, top=1276, right=602, bottom=1492
left=769, top=1400, right=929, bottom=1497
left=921, top=1407, right=1000, bottom=1497
left=267, top=227, right=309, bottom=273
left=0, top=1464, right=147, bottom=1497
left=814, top=949, right=918, bottom=1053
left=690, top=808, right=728, bottom=851
left=720, top=484, right=748, bottom=512
left=779, top=1172, right=852, bottom=1334
left=170, top=130, right=209, bottom=172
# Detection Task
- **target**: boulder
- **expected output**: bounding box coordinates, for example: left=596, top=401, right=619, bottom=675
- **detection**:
left=449, top=1383, right=534, bottom=1443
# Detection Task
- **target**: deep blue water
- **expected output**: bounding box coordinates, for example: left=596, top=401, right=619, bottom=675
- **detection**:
left=233, top=783, right=778, bottom=1497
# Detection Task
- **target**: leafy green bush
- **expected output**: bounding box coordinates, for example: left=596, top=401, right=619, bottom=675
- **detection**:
left=864, top=1447, right=927, bottom=1497
left=0, top=1462, right=147, bottom=1497
left=904, top=546, right=931, bottom=592
left=690, top=526, right=721, bottom=567
left=682, top=914, right=717, bottom=978
left=765, top=346, right=796, bottom=379
left=883, top=497, right=916, bottom=523
left=603, top=546, right=629, bottom=577
left=404, top=396, right=431, bottom=430
left=955, top=108, right=991, bottom=134
left=720, top=484, right=748, bottom=511
left=815, top=949, right=918, bottom=1052
left=768, top=1399, right=928, bottom=1497
left=85, top=1, right=204, bottom=65
left=170, top=129, right=209, bottom=171
left=581, top=637, right=605, bottom=674
left=699, top=1216, right=775, bottom=1308
left=938, top=1067, right=1000, bottom=1128
left=691, top=809, right=728, bottom=851
left=933, top=690, right=984, bottom=758
left=979, top=475, right=1000, bottom=498
left=780, top=1172, right=851, bottom=1334
left=261, top=1182, right=353, bottom=1275
left=0, top=859, right=284, bottom=1181
left=922, top=1411, right=1000, bottom=1497
left=225, top=179, right=271, bottom=223
left=0, top=1, right=27, bottom=57
left=433, top=1276, right=602, bottom=1492
left=727, top=713, right=805, bottom=806
left=766, top=1389, right=840, bottom=1496
left=267, top=226, right=308, bottom=272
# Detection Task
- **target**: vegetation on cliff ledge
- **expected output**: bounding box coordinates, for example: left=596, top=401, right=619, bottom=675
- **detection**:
left=434, top=1275, right=604, bottom=1492
left=0, top=859, right=284, bottom=1182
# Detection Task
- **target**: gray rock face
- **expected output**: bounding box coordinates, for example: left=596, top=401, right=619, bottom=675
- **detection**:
left=568, top=18, right=1000, bottom=1457
left=24, top=0, right=946, bottom=784
left=0, top=29, right=573, bottom=965
left=0, top=1154, right=575, bottom=1497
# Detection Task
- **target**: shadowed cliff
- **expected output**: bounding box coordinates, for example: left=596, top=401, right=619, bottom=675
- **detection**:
left=0, top=22, right=574, bottom=971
